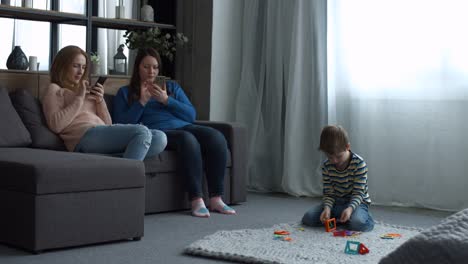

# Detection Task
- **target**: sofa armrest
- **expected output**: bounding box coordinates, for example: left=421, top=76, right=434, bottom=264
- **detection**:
left=194, top=120, right=247, bottom=203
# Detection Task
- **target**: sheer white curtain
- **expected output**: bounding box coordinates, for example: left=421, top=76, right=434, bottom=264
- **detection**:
left=328, top=0, right=468, bottom=211
left=97, top=0, right=137, bottom=75
left=235, top=0, right=327, bottom=195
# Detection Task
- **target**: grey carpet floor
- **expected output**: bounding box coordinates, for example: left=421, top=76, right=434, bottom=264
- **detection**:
left=0, top=192, right=453, bottom=264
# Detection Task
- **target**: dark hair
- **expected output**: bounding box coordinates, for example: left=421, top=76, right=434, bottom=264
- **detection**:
left=319, top=125, right=350, bottom=155
left=50, top=45, right=89, bottom=88
left=128, top=47, right=162, bottom=105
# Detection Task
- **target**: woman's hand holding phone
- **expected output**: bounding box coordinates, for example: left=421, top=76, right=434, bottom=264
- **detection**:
left=139, top=81, right=153, bottom=106
left=154, top=76, right=166, bottom=91
left=149, top=76, right=168, bottom=105
left=149, top=82, right=168, bottom=105
left=87, top=82, right=104, bottom=103
left=140, top=77, right=168, bottom=106
left=85, top=76, right=106, bottom=103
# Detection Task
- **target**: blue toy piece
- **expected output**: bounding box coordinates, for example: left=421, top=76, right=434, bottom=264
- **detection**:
left=344, top=240, right=361, bottom=255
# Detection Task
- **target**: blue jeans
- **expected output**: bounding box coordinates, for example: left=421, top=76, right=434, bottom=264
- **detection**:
left=164, top=124, right=228, bottom=199
left=302, top=198, right=375, bottom=232
left=75, top=124, right=167, bottom=161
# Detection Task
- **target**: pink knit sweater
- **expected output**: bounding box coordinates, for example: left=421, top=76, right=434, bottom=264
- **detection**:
left=42, top=83, right=112, bottom=151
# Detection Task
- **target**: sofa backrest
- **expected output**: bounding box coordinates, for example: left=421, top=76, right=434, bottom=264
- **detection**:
left=0, top=70, right=130, bottom=149
left=0, top=70, right=131, bottom=149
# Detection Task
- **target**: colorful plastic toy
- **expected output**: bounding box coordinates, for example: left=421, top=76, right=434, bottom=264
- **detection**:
left=344, top=240, right=360, bottom=255
left=274, top=230, right=290, bottom=235
left=273, top=230, right=292, bottom=242
left=325, top=218, right=336, bottom=232
left=380, top=233, right=402, bottom=239
left=333, top=230, right=354, bottom=237
left=344, top=241, right=370, bottom=255
left=333, top=230, right=362, bottom=237
left=358, top=243, right=369, bottom=254
left=273, top=234, right=292, bottom=242
left=333, top=230, right=346, bottom=236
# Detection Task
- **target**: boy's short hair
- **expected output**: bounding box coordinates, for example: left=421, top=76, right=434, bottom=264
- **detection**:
left=319, top=125, right=350, bottom=154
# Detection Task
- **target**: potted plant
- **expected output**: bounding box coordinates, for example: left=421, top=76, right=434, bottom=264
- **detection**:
left=123, top=27, right=189, bottom=62
left=90, top=52, right=100, bottom=75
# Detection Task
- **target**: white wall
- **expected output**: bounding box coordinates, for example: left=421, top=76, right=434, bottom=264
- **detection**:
left=210, top=0, right=243, bottom=121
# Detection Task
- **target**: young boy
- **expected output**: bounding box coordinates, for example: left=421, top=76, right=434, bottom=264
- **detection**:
left=302, top=125, right=374, bottom=232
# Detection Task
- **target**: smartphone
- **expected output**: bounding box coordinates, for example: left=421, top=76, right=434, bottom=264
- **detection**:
left=154, top=76, right=166, bottom=90
left=94, top=76, right=107, bottom=87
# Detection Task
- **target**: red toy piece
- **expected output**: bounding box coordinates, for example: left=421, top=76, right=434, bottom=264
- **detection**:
left=333, top=230, right=362, bottom=237
left=274, top=230, right=290, bottom=235
left=325, top=218, right=336, bottom=232
left=333, top=230, right=347, bottom=237
left=358, top=243, right=370, bottom=254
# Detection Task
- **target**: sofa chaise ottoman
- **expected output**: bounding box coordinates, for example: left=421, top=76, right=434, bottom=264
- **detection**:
left=0, top=87, right=145, bottom=253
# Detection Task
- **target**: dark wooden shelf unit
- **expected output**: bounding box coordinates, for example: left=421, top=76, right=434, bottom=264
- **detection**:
left=0, top=1, right=180, bottom=79
left=91, top=17, right=175, bottom=31
left=0, top=5, right=87, bottom=25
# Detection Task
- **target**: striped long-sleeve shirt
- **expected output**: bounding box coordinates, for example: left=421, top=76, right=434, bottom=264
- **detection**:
left=322, top=152, right=371, bottom=211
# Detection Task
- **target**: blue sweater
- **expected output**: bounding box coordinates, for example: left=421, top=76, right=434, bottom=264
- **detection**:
left=113, top=81, right=196, bottom=130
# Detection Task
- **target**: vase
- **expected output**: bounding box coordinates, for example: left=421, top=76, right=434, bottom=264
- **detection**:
left=141, top=4, right=154, bottom=22
left=115, top=5, right=125, bottom=19
left=22, top=0, right=32, bottom=8
left=6, top=46, right=29, bottom=70
left=90, top=62, right=100, bottom=75
left=28, top=56, right=38, bottom=71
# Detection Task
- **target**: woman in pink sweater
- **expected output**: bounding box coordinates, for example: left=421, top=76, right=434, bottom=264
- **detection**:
left=42, top=45, right=166, bottom=160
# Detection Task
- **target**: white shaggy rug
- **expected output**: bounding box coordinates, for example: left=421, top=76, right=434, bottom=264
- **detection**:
left=185, top=222, right=421, bottom=264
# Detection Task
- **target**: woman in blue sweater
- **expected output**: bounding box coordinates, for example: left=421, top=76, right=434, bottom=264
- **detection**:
left=113, top=48, right=235, bottom=217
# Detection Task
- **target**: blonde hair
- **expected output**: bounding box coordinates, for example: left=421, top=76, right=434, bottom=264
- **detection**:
left=319, top=125, right=350, bottom=154
left=50, top=45, right=89, bottom=88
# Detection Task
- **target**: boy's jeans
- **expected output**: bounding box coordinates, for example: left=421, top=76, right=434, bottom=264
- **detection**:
left=75, top=124, right=167, bottom=161
left=302, top=197, right=375, bottom=232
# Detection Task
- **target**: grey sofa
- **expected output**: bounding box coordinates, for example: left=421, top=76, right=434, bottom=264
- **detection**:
left=0, top=86, right=246, bottom=253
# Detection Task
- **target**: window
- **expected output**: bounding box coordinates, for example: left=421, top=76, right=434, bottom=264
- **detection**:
left=1, top=0, right=136, bottom=72
left=0, top=19, right=50, bottom=71
left=0, top=0, right=87, bottom=71
left=58, top=0, right=86, bottom=14
left=328, top=0, right=468, bottom=100
left=58, top=25, right=86, bottom=52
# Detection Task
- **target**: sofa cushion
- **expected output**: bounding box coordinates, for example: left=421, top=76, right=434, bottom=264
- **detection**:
left=104, top=93, right=114, bottom=117
left=144, top=149, right=232, bottom=174
left=10, top=88, right=66, bottom=151
left=0, top=87, right=31, bottom=147
left=0, top=148, right=145, bottom=194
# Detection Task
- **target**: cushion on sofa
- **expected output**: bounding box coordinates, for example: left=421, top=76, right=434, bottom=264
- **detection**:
left=0, top=87, right=31, bottom=147
left=10, top=88, right=66, bottom=150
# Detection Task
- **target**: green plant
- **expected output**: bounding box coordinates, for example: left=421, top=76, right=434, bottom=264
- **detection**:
left=90, top=52, right=100, bottom=63
left=123, top=27, right=189, bottom=62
